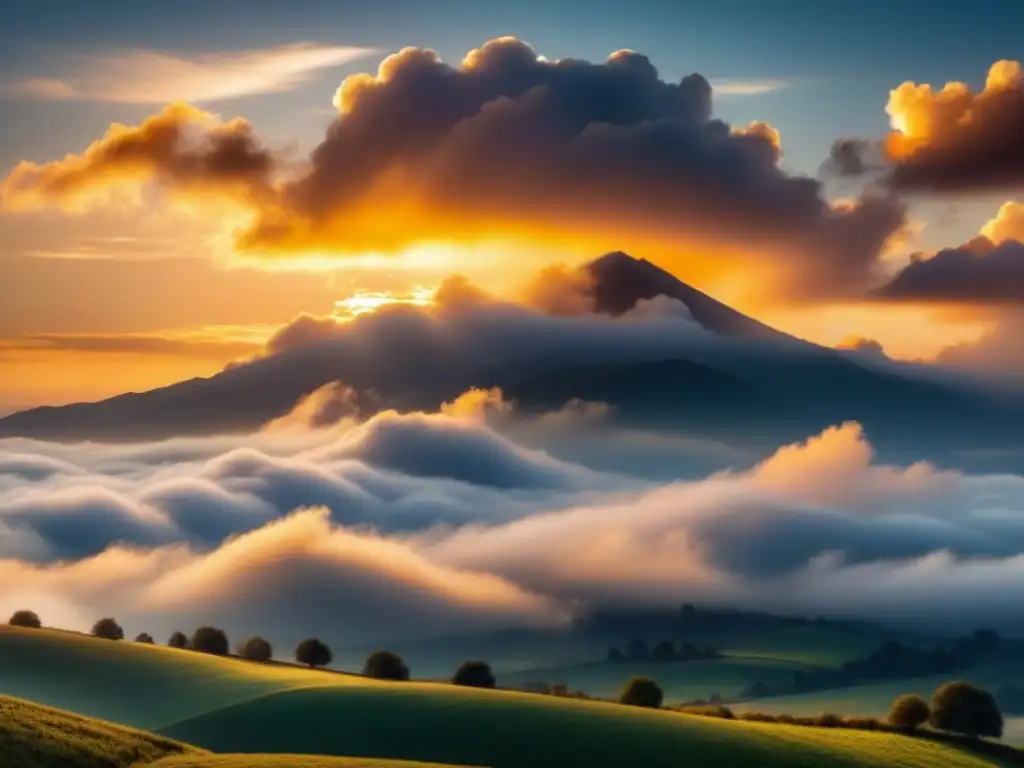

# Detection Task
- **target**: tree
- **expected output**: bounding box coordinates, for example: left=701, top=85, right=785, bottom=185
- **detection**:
left=607, top=647, right=624, bottom=663
left=134, top=633, right=155, bottom=644
left=889, top=694, right=930, bottom=733
left=625, top=638, right=649, bottom=660
left=680, top=604, right=697, bottom=624
left=8, top=610, right=41, bottom=629
left=930, top=681, right=1003, bottom=739
left=238, top=636, right=273, bottom=662
left=91, top=617, right=124, bottom=641
left=168, top=631, right=189, bottom=649
left=651, top=641, right=675, bottom=662
left=363, top=650, right=410, bottom=681
left=191, top=626, right=229, bottom=656
left=452, top=660, right=495, bottom=688
left=296, top=638, right=333, bottom=669
left=618, top=677, right=663, bottom=708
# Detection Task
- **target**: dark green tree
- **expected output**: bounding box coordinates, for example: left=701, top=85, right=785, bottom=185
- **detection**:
left=930, top=681, right=1003, bottom=739
left=296, top=638, right=333, bottom=669
left=134, top=633, right=155, bottom=644
left=91, top=617, right=124, bottom=641
left=363, top=650, right=410, bottom=681
left=238, top=636, right=273, bottom=662
left=452, top=660, right=495, bottom=688
left=618, top=677, right=663, bottom=708
left=889, top=695, right=930, bottom=733
left=8, top=610, right=41, bottom=629
left=168, top=631, right=189, bottom=649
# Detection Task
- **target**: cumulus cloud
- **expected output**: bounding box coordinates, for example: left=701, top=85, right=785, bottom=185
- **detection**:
left=1, top=38, right=907, bottom=299
left=877, top=201, right=1024, bottom=303
left=0, top=103, right=273, bottom=212
left=5, top=43, right=376, bottom=104
left=837, top=60, right=1024, bottom=193
left=6, top=406, right=1024, bottom=643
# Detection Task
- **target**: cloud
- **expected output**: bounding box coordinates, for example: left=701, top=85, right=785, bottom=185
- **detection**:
left=0, top=103, right=274, bottom=212
left=0, top=332, right=260, bottom=359
left=709, top=78, right=789, bottom=96
left=836, top=336, right=891, bottom=362
left=837, top=60, right=1024, bottom=193
left=876, top=202, right=1024, bottom=303
left=7, top=405, right=1024, bottom=642
left=5, top=43, right=375, bottom=104
left=822, top=138, right=884, bottom=178
left=1, top=38, right=907, bottom=300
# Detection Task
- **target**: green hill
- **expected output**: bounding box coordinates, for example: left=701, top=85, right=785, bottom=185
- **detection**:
left=499, top=654, right=821, bottom=702
left=0, top=694, right=199, bottom=767
left=0, top=625, right=1019, bottom=768
left=149, top=757, right=466, bottom=768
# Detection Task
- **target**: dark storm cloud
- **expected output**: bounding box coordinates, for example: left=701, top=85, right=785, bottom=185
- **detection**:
left=876, top=239, right=1024, bottom=303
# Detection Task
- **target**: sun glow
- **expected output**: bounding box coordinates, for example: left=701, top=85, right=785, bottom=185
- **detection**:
left=333, top=286, right=436, bottom=318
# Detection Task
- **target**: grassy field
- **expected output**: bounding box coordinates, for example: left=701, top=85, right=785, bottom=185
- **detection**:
left=0, top=694, right=200, bottom=767
left=1, top=624, right=1021, bottom=768
left=499, top=654, right=822, bottom=702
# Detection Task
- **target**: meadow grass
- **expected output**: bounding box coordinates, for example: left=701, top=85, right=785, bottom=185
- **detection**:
left=499, top=653, right=820, bottom=701
left=0, top=693, right=200, bottom=767
left=149, top=756, right=469, bottom=768
left=2, top=624, right=1020, bottom=768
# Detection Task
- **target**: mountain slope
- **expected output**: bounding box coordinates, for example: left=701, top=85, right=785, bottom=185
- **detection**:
left=1, top=252, right=1021, bottom=447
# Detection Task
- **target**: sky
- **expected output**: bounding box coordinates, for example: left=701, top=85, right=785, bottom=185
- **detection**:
left=2, top=0, right=1024, bottom=411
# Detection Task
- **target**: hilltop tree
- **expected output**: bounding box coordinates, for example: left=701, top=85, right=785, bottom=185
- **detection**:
left=134, top=633, right=155, bottom=644
left=8, top=610, right=41, bottom=629
left=625, top=638, right=649, bottom=661
left=238, top=636, right=273, bottom=662
left=168, top=631, right=189, bottom=649
left=618, top=677, right=663, bottom=708
left=91, top=617, right=124, bottom=641
left=363, top=650, right=410, bottom=681
left=191, top=626, right=229, bottom=656
left=452, top=660, right=495, bottom=689
left=607, top=647, right=624, bottom=663
left=296, top=638, right=333, bottom=669
left=889, top=694, right=930, bottom=733
left=930, top=681, right=1003, bottom=739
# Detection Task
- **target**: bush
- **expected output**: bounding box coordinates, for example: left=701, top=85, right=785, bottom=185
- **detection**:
left=846, top=716, right=881, bottom=731
left=168, top=631, right=189, bottom=649
left=363, top=650, right=410, bottom=681
left=296, top=638, right=333, bottom=669
left=817, top=713, right=843, bottom=728
left=930, top=681, right=1003, bottom=739
left=8, top=610, right=41, bottom=629
left=889, top=694, right=930, bottom=733
left=91, top=617, right=124, bottom=641
left=238, top=636, right=273, bottom=662
left=618, top=677, right=663, bottom=708
left=452, top=660, right=496, bottom=688
left=742, top=712, right=778, bottom=723
left=191, top=626, right=229, bottom=656
left=134, top=633, right=155, bottom=644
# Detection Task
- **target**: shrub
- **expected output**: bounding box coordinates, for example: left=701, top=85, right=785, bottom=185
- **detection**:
left=134, top=633, right=155, bottom=644
left=191, top=626, right=229, bottom=656
left=452, top=660, right=496, bottom=688
left=777, top=714, right=799, bottom=725
left=847, top=716, right=881, bottom=731
left=618, top=676, right=663, bottom=708
left=817, top=713, right=843, bottom=728
left=742, top=711, right=778, bottom=723
left=168, top=631, right=189, bottom=649
left=889, top=694, right=930, bottom=733
left=296, top=638, right=333, bottom=669
left=238, top=636, right=273, bottom=662
left=363, top=650, right=410, bottom=681
left=91, top=617, right=124, bottom=641
left=8, top=610, right=41, bottom=629
left=930, top=681, right=1003, bottom=739
left=551, top=683, right=570, bottom=697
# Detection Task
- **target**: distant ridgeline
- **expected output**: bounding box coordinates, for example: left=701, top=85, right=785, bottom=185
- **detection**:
left=571, top=604, right=891, bottom=636
left=739, top=629, right=1007, bottom=702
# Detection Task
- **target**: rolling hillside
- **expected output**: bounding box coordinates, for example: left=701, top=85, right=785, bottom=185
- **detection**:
left=0, top=625, right=1020, bottom=768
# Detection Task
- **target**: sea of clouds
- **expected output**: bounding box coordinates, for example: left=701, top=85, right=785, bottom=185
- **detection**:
left=3, top=383, right=1024, bottom=656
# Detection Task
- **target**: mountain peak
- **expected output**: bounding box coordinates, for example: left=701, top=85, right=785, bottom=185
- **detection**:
left=583, top=252, right=793, bottom=341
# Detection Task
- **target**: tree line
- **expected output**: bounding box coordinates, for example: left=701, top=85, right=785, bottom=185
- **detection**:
left=7, top=610, right=495, bottom=689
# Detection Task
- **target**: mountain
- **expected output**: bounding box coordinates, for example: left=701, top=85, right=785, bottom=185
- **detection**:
left=1, top=252, right=1023, bottom=453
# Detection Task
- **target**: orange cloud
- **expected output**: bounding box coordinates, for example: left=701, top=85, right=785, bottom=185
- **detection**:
left=883, top=60, right=1024, bottom=192
left=1, top=38, right=906, bottom=302
left=0, top=103, right=273, bottom=212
